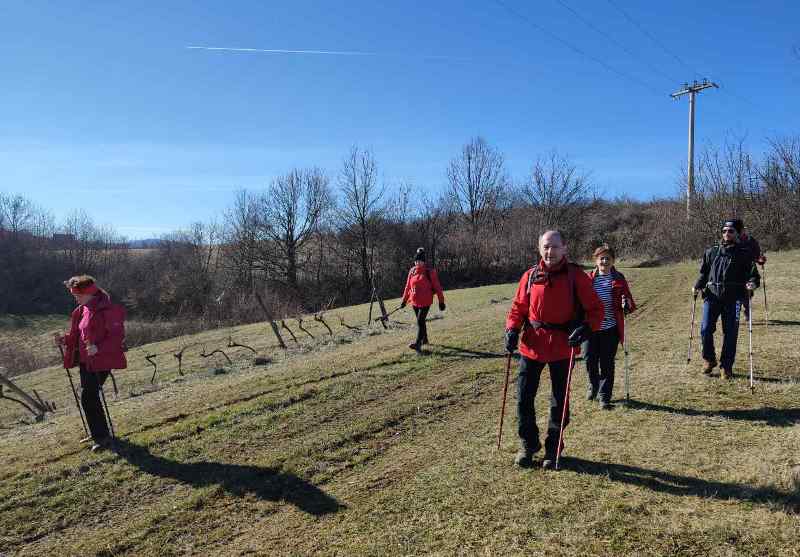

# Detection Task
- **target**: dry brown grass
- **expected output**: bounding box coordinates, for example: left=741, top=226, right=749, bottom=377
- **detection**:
left=1, top=252, right=799, bottom=556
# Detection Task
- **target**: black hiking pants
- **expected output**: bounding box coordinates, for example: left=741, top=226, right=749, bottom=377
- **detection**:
left=585, top=327, right=620, bottom=403
left=517, top=356, right=570, bottom=455
left=79, top=365, right=111, bottom=440
left=413, top=305, right=430, bottom=347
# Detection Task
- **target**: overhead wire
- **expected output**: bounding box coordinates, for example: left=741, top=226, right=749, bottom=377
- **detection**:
left=552, top=0, right=679, bottom=86
left=603, top=0, right=758, bottom=108
left=604, top=0, right=702, bottom=81
left=491, top=0, right=662, bottom=96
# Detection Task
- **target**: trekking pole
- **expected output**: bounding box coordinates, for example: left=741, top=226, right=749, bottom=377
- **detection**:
left=622, top=314, right=630, bottom=404
left=58, top=345, right=89, bottom=438
left=373, top=304, right=403, bottom=322
left=99, top=383, right=115, bottom=438
left=687, top=293, right=698, bottom=364
left=555, top=347, right=576, bottom=471
left=761, top=262, right=769, bottom=330
left=496, top=352, right=513, bottom=450
left=747, top=297, right=755, bottom=392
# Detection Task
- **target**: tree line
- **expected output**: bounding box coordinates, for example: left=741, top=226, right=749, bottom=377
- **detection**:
left=2, top=135, right=798, bottom=325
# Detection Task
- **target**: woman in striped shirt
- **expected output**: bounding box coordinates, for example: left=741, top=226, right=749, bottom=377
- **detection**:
left=585, top=244, right=636, bottom=409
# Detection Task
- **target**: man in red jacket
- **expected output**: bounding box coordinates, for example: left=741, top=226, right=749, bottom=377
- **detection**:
left=505, top=231, right=604, bottom=469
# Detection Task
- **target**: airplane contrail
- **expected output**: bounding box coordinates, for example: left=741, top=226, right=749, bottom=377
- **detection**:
left=186, top=45, right=470, bottom=61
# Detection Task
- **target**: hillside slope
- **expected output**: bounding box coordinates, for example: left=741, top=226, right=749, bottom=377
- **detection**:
left=1, top=253, right=799, bottom=556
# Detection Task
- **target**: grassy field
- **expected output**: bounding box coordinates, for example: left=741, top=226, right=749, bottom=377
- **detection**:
left=1, top=252, right=799, bottom=556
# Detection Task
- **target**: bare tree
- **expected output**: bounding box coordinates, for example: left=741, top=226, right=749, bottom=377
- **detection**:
left=520, top=151, right=592, bottom=231
left=222, top=190, right=264, bottom=294
left=260, top=168, right=332, bottom=288
left=416, top=192, right=455, bottom=268
left=338, top=146, right=385, bottom=288
left=447, top=137, right=508, bottom=269
left=154, top=221, right=221, bottom=315
left=689, top=136, right=757, bottom=239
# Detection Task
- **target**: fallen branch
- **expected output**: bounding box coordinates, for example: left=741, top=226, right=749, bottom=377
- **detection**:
left=227, top=336, right=257, bottom=354
left=297, top=318, right=315, bottom=339
left=200, top=346, right=232, bottom=366
left=314, top=313, right=333, bottom=336
left=280, top=320, right=299, bottom=344
left=338, top=315, right=361, bottom=331
left=0, top=370, right=53, bottom=420
left=145, top=353, right=159, bottom=384
left=172, top=342, right=200, bottom=376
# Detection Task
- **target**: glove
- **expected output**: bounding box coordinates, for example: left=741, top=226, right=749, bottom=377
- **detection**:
left=568, top=324, right=590, bottom=347
left=439, top=302, right=446, bottom=311
left=505, top=329, right=519, bottom=354
left=86, top=344, right=99, bottom=357
left=400, top=301, right=407, bottom=309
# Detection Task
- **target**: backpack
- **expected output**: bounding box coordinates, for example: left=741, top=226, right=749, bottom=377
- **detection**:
left=411, top=264, right=433, bottom=284
left=99, top=303, right=128, bottom=355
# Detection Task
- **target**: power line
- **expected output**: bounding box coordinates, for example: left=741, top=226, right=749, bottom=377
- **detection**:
left=603, top=0, right=757, bottom=109
left=491, top=0, right=661, bottom=96
left=552, top=0, right=679, bottom=85
left=604, top=0, right=701, bottom=80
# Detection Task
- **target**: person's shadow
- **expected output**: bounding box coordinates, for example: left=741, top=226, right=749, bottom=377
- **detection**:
left=563, top=457, right=799, bottom=510
left=113, top=439, right=344, bottom=517
left=430, top=344, right=506, bottom=359
left=623, top=399, right=800, bottom=427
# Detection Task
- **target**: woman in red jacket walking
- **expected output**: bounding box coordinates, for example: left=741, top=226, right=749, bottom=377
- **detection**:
left=54, top=275, right=126, bottom=451
left=400, top=248, right=445, bottom=353
left=585, top=245, right=636, bottom=409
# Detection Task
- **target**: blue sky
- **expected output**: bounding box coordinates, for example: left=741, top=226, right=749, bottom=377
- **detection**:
left=1, top=1, right=798, bottom=238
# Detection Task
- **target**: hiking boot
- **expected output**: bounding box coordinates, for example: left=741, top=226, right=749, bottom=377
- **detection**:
left=408, top=342, right=418, bottom=351
left=541, top=453, right=557, bottom=470
left=586, top=387, right=598, bottom=401
left=90, top=437, right=112, bottom=452
left=720, top=367, right=733, bottom=380
left=514, top=439, right=541, bottom=468
left=702, top=359, right=717, bottom=376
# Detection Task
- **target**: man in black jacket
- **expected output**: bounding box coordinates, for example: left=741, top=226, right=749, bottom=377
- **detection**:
left=693, top=219, right=760, bottom=379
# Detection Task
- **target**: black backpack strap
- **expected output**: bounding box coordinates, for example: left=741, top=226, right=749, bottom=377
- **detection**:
left=525, top=265, right=539, bottom=295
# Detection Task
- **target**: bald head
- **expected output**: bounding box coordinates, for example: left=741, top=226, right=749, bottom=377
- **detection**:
left=539, top=230, right=567, bottom=267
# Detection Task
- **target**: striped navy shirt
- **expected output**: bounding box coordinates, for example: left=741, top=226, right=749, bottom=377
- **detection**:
left=593, top=273, right=617, bottom=330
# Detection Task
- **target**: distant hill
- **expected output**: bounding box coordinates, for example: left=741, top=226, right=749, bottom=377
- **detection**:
left=127, top=238, right=162, bottom=249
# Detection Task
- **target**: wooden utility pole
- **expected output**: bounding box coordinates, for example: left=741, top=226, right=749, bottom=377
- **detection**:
left=671, top=79, right=718, bottom=219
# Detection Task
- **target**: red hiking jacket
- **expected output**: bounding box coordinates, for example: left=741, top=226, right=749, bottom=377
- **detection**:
left=402, top=262, right=445, bottom=308
left=506, top=259, right=604, bottom=362
left=588, top=267, right=637, bottom=344
left=63, top=292, right=127, bottom=372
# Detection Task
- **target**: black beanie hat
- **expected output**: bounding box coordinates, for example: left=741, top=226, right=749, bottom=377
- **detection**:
left=722, top=218, right=743, bottom=233
left=414, top=247, right=426, bottom=262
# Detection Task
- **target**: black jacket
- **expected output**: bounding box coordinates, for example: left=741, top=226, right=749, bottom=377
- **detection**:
left=694, top=242, right=760, bottom=302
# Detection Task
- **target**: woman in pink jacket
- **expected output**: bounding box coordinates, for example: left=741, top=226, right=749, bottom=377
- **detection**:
left=400, top=248, right=446, bottom=353
left=54, top=275, right=126, bottom=451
